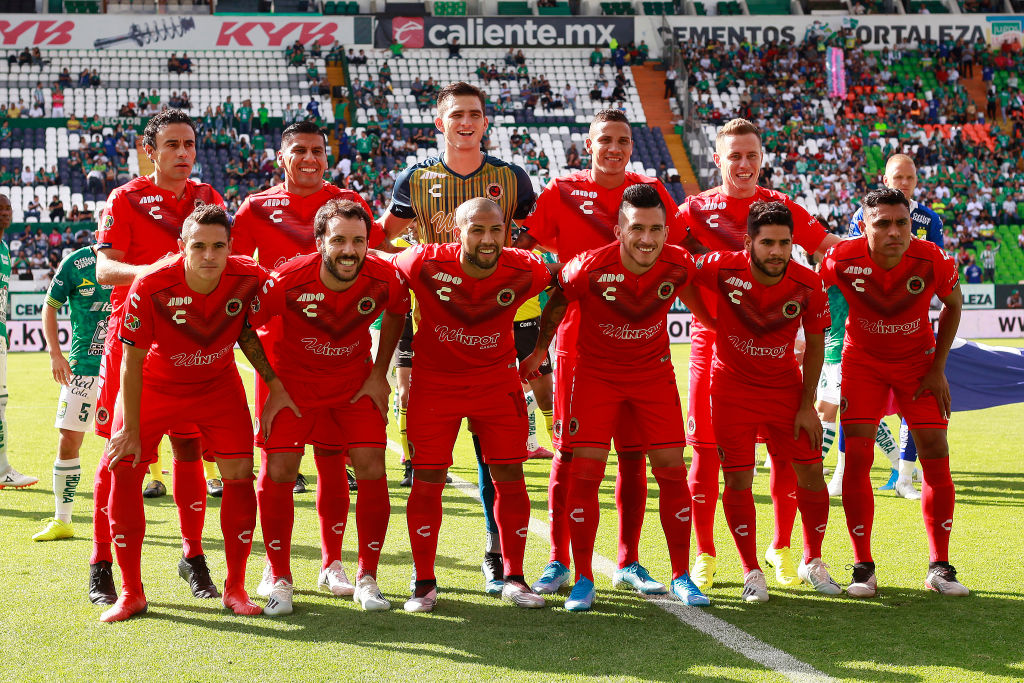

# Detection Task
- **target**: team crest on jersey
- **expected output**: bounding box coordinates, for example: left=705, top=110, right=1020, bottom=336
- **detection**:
left=840, top=397, right=848, bottom=413
left=496, top=288, right=516, bottom=306
left=225, top=298, right=243, bottom=316
left=695, top=255, right=706, bottom=269
left=568, top=418, right=579, bottom=436
left=250, top=296, right=261, bottom=314
left=103, top=215, right=114, bottom=229
left=96, top=407, right=110, bottom=426
left=553, top=420, right=563, bottom=438
left=125, top=314, right=141, bottom=331
left=657, top=282, right=675, bottom=300
left=57, top=401, right=68, bottom=419
left=906, top=276, right=925, bottom=295
left=194, top=198, right=206, bottom=208
left=486, top=183, right=503, bottom=200
left=782, top=300, right=801, bottom=319
left=357, top=296, right=377, bottom=315
left=687, top=416, right=695, bottom=434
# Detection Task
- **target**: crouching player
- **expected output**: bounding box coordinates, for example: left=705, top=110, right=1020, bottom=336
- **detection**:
left=103, top=205, right=295, bottom=621
left=251, top=199, right=408, bottom=615
left=820, top=188, right=967, bottom=597
left=520, top=184, right=711, bottom=611
left=394, top=197, right=557, bottom=613
left=692, top=201, right=841, bottom=602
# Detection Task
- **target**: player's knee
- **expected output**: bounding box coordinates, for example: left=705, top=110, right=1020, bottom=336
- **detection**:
left=913, top=430, right=949, bottom=460
left=266, top=454, right=301, bottom=483
left=169, top=436, right=203, bottom=462
left=723, top=469, right=754, bottom=490
left=793, top=462, right=827, bottom=491
left=488, top=463, right=524, bottom=482
left=57, top=428, right=86, bottom=456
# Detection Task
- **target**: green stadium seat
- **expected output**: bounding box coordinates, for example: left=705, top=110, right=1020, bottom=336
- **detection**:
left=324, top=1, right=336, bottom=13
left=538, top=0, right=572, bottom=14
left=746, top=0, right=790, bottom=12
left=693, top=1, right=708, bottom=13
left=497, top=0, right=531, bottom=14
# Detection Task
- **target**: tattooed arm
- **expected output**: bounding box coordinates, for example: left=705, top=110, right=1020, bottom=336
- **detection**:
left=238, top=326, right=301, bottom=439
left=519, top=286, right=569, bottom=381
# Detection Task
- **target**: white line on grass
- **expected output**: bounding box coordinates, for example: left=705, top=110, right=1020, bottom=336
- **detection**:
left=386, top=439, right=837, bottom=683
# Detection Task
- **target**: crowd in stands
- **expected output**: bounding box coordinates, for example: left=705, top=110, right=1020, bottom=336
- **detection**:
left=7, top=223, right=96, bottom=281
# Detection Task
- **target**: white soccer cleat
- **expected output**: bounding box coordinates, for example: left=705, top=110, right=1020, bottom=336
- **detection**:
left=256, top=561, right=274, bottom=597
left=501, top=579, right=546, bottom=609
left=741, top=569, right=769, bottom=602
left=263, top=578, right=294, bottom=616
left=353, top=575, right=391, bottom=611
left=826, top=469, right=844, bottom=497
left=925, top=564, right=970, bottom=597
left=318, top=560, right=355, bottom=597
left=798, top=558, right=843, bottom=595
left=894, top=479, right=922, bottom=500
left=847, top=563, right=878, bottom=598
left=403, top=587, right=437, bottom=613
left=0, top=467, right=38, bottom=489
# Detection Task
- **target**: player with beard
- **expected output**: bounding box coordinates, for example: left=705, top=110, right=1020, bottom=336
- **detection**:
left=249, top=199, right=408, bottom=615
left=691, top=201, right=841, bottom=601
left=394, top=198, right=557, bottom=613
left=678, top=118, right=839, bottom=592
left=90, top=110, right=225, bottom=606
left=514, top=109, right=687, bottom=597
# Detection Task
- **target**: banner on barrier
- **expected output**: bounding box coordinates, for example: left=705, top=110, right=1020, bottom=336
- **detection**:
left=9, top=292, right=69, bottom=321
left=7, top=320, right=72, bottom=352
left=376, top=16, right=634, bottom=49
left=961, top=284, right=995, bottom=310
left=0, top=15, right=367, bottom=50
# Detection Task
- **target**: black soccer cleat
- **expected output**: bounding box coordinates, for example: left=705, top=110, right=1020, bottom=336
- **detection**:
left=347, top=468, right=358, bottom=492
left=88, top=561, right=117, bottom=605
left=482, top=552, right=504, bottom=595
left=178, top=554, right=220, bottom=599
left=206, top=478, right=223, bottom=498
left=142, top=480, right=166, bottom=498
left=400, top=462, right=413, bottom=487
left=293, top=473, right=308, bottom=494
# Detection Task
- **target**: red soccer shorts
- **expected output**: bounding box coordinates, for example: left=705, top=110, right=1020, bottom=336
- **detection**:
left=262, top=375, right=386, bottom=454
left=552, top=326, right=643, bottom=453
left=108, top=369, right=254, bottom=467
left=96, top=323, right=200, bottom=441
left=711, top=372, right=822, bottom=472
left=685, top=325, right=716, bottom=449
left=840, top=350, right=949, bottom=430
left=567, top=367, right=685, bottom=452
left=407, top=368, right=528, bottom=469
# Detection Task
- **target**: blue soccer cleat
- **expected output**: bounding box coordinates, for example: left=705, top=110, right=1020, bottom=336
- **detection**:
left=564, top=577, right=596, bottom=612
left=613, top=561, right=668, bottom=595
left=531, top=560, right=571, bottom=594
left=670, top=574, right=710, bottom=606
left=878, top=468, right=898, bottom=491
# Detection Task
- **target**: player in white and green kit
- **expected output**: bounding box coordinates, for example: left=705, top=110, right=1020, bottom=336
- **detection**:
left=0, top=194, right=38, bottom=490
left=33, top=244, right=112, bottom=539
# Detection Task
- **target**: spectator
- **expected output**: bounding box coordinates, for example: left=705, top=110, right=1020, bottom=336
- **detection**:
left=964, top=255, right=982, bottom=283
left=58, top=68, right=72, bottom=89
left=168, top=53, right=183, bottom=74
left=180, top=53, right=192, bottom=73
left=24, top=196, right=41, bottom=220
left=0, top=121, right=10, bottom=142
left=77, top=68, right=90, bottom=88
left=448, top=37, right=462, bottom=59
left=305, top=96, right=321, bottom=121
left=980, top=241, right=999, bottom=282
left=89, top=69, right=101, bottom=88
left=17, top=47, right=31, bottom=66
left=32, top=81, right=46, bottom=108
left=21, top=165, right=35, bottom=185
left=51, top=85, right=65, bottom=117
left=1008, top=289, right=1022, bottom=309
left=389, top=39, right=404, bottom=59
left=48, top=196, right=65, bottom=221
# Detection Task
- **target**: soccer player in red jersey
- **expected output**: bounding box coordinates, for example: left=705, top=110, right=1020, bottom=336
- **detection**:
left=515, top=109, right=687, bottom=596
left=691, top=201, right=842, bottom=601
left=520, top=184, right=711, bottom=610
left=393, top=198, right=556, bottom=613
left=819, top=188, right=967, bottom=598
left=90, top=110, right=225, bottom=606
left=101, top=205, right=296, bottom=622
left=678, top=118, right=839, bottom=591
left=249, top=199, right=409, bottom=615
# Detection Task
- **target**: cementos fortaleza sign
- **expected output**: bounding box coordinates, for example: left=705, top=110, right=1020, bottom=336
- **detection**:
left=0, top=14, right=371, bottom=50
left=376, top=16, right=634, bottom=49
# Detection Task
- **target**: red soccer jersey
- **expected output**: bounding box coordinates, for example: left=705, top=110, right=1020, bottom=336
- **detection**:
left=819, top=236, right=958, bottom=360
left=392, top=243, right=551, bottom=380
left=231, top=182, right=384, bottom=269
left=96, top=176, right=225, bottom=313
left=692, top=250, right=830, bottom=386
left=558, top=242, right=695, bottom=378
left=118, top=255, right=267, bottom=385
left=681, top=186, right=828, bottom=320
left=251, top=252, right=410, bottom=383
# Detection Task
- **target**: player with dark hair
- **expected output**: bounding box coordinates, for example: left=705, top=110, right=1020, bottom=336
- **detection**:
left=520, top=183, right=711, bottom=610
left=678, top=118, right=839, bottom=592
left=90, top=109, right=225, bottom=606
left=394, top=198, right=556, bottom=613
left=691, top=201, right=840, bottom=601
left=101, top=204, right=295, bottom=621
left=250, top=199, right=408, bottom=615
left=380, top=81, right=538, bottom=594
left=820, top=188, right=967, bottom=598
left=515, top=109, right=689, bottom=597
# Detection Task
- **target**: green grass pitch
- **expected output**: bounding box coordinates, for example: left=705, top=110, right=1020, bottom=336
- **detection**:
left=2, top=342, right=1023, bottom=682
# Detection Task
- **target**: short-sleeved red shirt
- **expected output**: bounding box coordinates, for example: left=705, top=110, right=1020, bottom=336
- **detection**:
left=680, top=186, right=828, bottom=321
left=392, top=243, right=551, bottom=380
left=559, top=242, right=695, bottom=378
left=232, top=182, right=383, bottom=269
left=692, top=250, right=829, bottom=386
left=118, top=255, right=267, bottom=386
left=96, top=176, right=225, bottom=313
left=819, top=236, right=958, bottom=360
left=251, top=252, right=410, bottom=383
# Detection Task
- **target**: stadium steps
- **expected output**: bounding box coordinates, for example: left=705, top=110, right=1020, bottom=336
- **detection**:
left=326, top=62, right=348, bottom=150
left=960, top=68, right=1003, bottom=131
left=633, top=64, right=700, bottom=196
left=135, top=139, right=154, bottom=177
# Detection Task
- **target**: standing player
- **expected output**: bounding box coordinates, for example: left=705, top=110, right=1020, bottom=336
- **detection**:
left=519, top=184, right=710, bottom=610
left=102, top=205, right=293, bottom=621
left=820, top=188, right=967, bottom=597
left=33, top=243, right=112, bottom=540
left=380, top=82, right=536, bottom=593
left=91, top=109, right=225, bottom=605
left=692, top=201, right=841, bottom=601
left=678, top=118, right=839, bottom=591
left=514, top=109, right=687, bottom=596
left=0, top=194, right=38, bottom=490
left=394, top=198, right=555, bottom=613
left=251, top=199, right=408, bottom=615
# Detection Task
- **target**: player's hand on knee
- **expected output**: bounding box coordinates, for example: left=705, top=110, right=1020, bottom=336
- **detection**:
left=518, top=350, right=544, bottom=381
left=351, top=372, right=390, bottom=420
left=50, top=353, right=73, bottom=386
left=261, top=379, right=301, bottom=440
left=106, top=429, right=142, bottom=469
left=794, top=405, right=823, bottom=450
left=913, top=366, right=951, bottom=419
